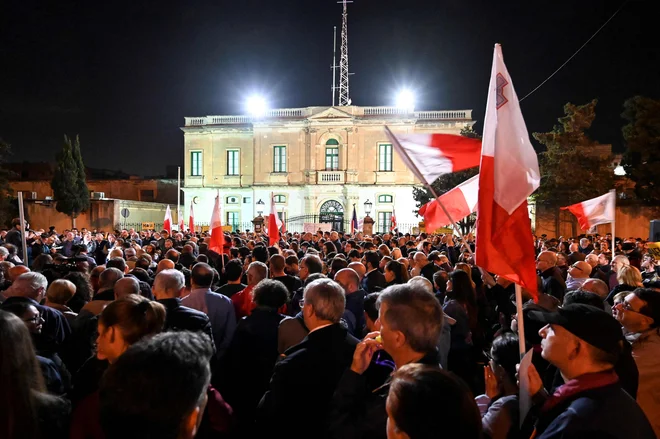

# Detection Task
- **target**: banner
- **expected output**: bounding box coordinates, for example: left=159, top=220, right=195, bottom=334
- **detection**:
left=303, top=223, right=332, bottom=233
left=648, top=242, right=660, bottom=261
left=222, top=225, right=233, bottom=232
left=141, top=222, right=155, bottom=230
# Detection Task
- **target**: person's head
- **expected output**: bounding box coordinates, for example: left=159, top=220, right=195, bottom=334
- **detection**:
left=384, top=260, right=408, bottom=285
left=580, top=238, right=590, bottom=248
left=31, top=254, right=53, bottom=273
left=569, top=243, right=579, bottom=253
left=617, top=265, right=643, bottom=287
left=407, top=276, right=434, bottom=295
left=614, top=288, right=660, bottom=333
left=252, top=279, right=289, bottom=310
left=153, top=269, right=185, bottom=300
left=362, top=250, right=381, bottom=271
left=46, top=279, right=76, bottom=306
left=377, top=284, right=443, bottom=363
left=432, top=270, right=449, bottom=293
left=386, top=364, right=481, bottom=439
left=611, top=255, right=630, bottom=274
left=568, top=260, right=591, bottom=280
left=330, top=257, right=348, bottom=275
left=100, top=332, right=213, bottom=439
left=299, top=254, right=323, bottom=281
left=580, top=278, right=610, bottom=300
left=114, top=277, right=140, bottom=300
left=535, top=251, right=557, bottom=273
left=530, top=304, right=624, bottom=378
left=446, top=270, right=475, bottom=306
left=107, top=257, right=128, bottom=274
left=2, top=302, right=44, bottom=334
left=269, top=254, right=286, bottom=275
left=563, top=290, right=605, bottom=309
left=97, top=295, right=166, bottom=363
left=156, top=259, right=175, bottom=273
left=555, top=252, right=568, bottom=267
left=0, top=310, right=47, bottom=438
left=488, top=333, right=520, bottom=392
left=585, top=254, right=599, bottom=268
left=8, top=265, right=30, bottom=283
left=7, top=272, right=47, bottom=302
left=412, top=252, right=428, bottom=269
left=334, top=268, right=360, bottom=294
left=191, top=262, right=214, bottom=289
left=220, top=259, right=241, bottom=283
left=348, top=261, right=366, bottom=281
left=364, top=292, right=381, bottom=332
left=99, top=267, right=124, bottom=293
left=247, top=261, right=268, bottom=286
left=301, top=278, right=346, bottom=330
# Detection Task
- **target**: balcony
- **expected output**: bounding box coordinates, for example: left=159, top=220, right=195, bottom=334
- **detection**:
left=317, top=171, right=345, bottom=184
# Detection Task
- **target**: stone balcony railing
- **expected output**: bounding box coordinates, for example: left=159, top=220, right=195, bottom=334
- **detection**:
left=317, top=171, right=345, bottom=184
left=184, top=107, right=472, bottom=126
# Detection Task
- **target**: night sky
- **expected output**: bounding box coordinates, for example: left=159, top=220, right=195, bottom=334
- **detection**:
left=1, top=0, right=658, bottom=177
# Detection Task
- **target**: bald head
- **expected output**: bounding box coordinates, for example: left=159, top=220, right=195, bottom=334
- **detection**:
left=153, top=269, right=185, bottom=300
left=347, top=262, right=366, bottom=281
left=570, top=260, right=592, bottom=279
left=581, top=278, right=610, bottom=300
left=334, top=268, right=360, bottom=294
left=114, top=277, right=140, bottom=299
left=99, top=267, right=124, bottom=291
left=538, top=251, right=557, bottom=265
left=157, top=259, right=175, bottom=273
left=413, top=252, right=428, bottom=267
left=191, top=262, right=214, bottom=289
left=8, top=265, right=30, bottom=282
left=585, top=254, right=599, bottom=268
left=569, top=243, right=579, bottom=253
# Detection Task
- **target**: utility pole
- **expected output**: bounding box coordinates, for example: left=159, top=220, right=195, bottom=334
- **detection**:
left=338, top=0, right=353, bottom=106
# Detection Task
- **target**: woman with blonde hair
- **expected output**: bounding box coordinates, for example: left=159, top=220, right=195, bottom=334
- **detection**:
left=607, top=265, right=643, bottom=304
left=378, top=244, right=391, bottom=258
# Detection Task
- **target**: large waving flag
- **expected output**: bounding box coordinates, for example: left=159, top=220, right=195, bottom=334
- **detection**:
left=163, top=205, right=172, bottom=235
left=475, top=44, right=540, bottom=298
left=268, top=193, right=282, bottom=246
left=189, top=201, right=195, bottom=234
left=419, top=174, right=479, bottom=233
left=351, top=205, right=358, bottom=234
left=561, top=191, right=615, bottom=231
left=385, top=131, right=482, bottom=184
left=209, top=194, right=224, bottom=254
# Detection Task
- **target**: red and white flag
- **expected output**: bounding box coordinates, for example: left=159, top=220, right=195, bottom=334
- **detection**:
left=209, top=195, right=224, bottom=254
left=390, top=207, right=397, bottom=231
left=178, top=208, right=185, bottom=232
left=163, top=205, right=172, bottom=235
left=188, top=201, right=195, bottom=233
left=385, top=130, right=481, bottom=184
left=268, top=193, right=282, bottom=246
left=561, top=191, right=615, bottom=230
left=475, top=44, right=540, bottom=297
left=418, top=174, right=479, bottom=233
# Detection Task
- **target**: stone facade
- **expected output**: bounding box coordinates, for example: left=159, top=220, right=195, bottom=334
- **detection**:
left=181, top=106, right=474, bottom=233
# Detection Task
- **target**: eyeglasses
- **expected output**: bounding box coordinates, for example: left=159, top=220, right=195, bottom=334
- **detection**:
left=571, top=264, right=586, bottom=273
left=617, top=301, right=647, bottom=316
left=299, top=300, right=305, bottom=309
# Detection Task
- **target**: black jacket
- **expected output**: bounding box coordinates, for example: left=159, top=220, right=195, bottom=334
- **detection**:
left=328, top=351, right=440, bottom=439
left=539, top=268, right=567, bottom=302
left=157, top=298, right=215, bottom=350
left=257, top=323, right=358, bottom=439
left=361, top=269, right=387, bottom=293
left=420, top=262, right=441, bottom=284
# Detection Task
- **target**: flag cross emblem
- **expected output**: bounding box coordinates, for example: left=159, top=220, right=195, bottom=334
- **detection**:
left=495, top=73, right=509, bottom=109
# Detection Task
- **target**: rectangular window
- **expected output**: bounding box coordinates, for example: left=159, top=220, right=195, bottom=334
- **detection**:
left=226, top=212, right=239, bottom=231
left=227, top=150, right=239, bottom=176
left=378, top=211, right=392, bottom=233
left=379, top=143, right=393, bottom=171
left=190, top=151, right=202, bottom=176
left=273, top=145, right=287, bottom=173
left=277, top=211, right=286, bottom=222
left=325, top=148, right=339, bottom=170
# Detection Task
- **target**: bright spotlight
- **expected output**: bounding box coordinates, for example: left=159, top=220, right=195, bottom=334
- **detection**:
left=246, top=95, right=267, bottom=118
left=395, top=89, right=415, bottom=112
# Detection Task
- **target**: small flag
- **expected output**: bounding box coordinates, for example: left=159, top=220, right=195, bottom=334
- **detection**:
left=418, top=174, right=479, bottom=233
left=209, top=195, right=224, bottom=254
left=561, top=191, right=615, bottom=231
left=163, top=205, right=172, bottom=235
left=351, top=205, right=358, bottom=234
left=189, top=201, right=195, bottom=233
left=390, top=207, right=397, bottom=231
left=268, top=193, right=282, bottom=246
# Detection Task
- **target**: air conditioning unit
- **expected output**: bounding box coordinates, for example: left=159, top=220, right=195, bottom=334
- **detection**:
left=91, top=192, right=105, bottom=199
left=30, top=192, right=37, bottom=199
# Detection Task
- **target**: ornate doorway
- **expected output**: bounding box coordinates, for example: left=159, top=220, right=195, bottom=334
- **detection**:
left=319, top=200, right=344, bottom=232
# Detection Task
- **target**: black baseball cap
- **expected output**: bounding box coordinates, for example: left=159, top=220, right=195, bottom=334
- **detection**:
left=528, top=304, right=623, bottom=353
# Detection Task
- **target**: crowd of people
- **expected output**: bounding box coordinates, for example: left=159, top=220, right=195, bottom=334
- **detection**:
left=0, top=217, right=659, bottom=439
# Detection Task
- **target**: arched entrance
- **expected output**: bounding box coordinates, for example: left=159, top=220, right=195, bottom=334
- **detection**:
left=319, top=200, right=344, bottom=232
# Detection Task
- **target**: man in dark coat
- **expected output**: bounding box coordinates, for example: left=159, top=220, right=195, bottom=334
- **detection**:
left=335, top=268, right=367, bottom=336
left=361, top=250, right=386, bottom=293
left=256, top=278, right=359, bottom=439
left=536, top=251, right=567, bottom=302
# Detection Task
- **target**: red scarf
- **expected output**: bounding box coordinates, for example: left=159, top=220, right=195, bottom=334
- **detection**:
left=541, top=369, right=619, bottom=413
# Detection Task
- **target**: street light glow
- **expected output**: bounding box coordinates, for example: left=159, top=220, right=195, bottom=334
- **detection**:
left=246, top=95, right=267, bottom=118
left=395, top=89, right=415, bottom=112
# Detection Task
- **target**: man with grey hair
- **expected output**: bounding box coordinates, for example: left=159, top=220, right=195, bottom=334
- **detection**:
left=329, top=283, right=444, bottom=439
left=609, top=254, right=631, bottom=291
left=1, top=272, right=71, bottom=354
left=232, top=261, right=276, bottom=319
left=257, top=279, right=358, bottom=439
left=0, top=245, right=9, bottom=262
left=153, top=269, right=214, bottom=350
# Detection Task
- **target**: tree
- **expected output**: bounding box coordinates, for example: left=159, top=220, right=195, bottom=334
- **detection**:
left=412, top=126, right=480, bottom=235
left=51, top=135, right=90, bottom=226
left=621, top=96, right=660, bottom=204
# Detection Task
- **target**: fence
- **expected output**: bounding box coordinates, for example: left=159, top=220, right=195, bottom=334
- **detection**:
left=114, top=221, right=255, bottom=233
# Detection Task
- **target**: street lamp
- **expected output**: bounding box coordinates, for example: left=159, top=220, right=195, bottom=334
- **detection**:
left=364, top=199, right=373, bottom=216
left=256, top=199, right=265, bottom=216
left=395, top=88, right=415, bottom=113
left=246, top=95, right=268, bottom=118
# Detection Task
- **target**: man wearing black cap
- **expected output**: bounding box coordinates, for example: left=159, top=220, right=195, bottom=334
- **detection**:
left=523, top=304, right=654, bottom=439
left=621, top=241, right=642, bottom=270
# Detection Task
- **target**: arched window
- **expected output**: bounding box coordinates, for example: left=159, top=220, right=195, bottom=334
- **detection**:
left=274, top=195, right=286, bottom=203
left=325, top=139, right=340, bottom=170
left=378, top=194, right=393, bottom=203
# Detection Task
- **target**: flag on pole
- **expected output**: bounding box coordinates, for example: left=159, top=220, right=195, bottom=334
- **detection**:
left=475, top=44, right=540, bottom=298
left=189, top=201, right=195, bottom=233
left=561, top=191, right=615, bottom=231
left=280, top=207, right=287, bottom=234
left=390, top=207, right=397, bottom=231
left=163, top=205, right=172, bottom=235
left=268, top=193, right=282, bottom=246
left=351, top=205, right=358, bottom=234
left=178, top=207, right=185, bottom=232
left=418, top=174, right=479, bottom=233
left=385, top=131, right=482, bottom=184
left=209, top=194, right=224, bottom=254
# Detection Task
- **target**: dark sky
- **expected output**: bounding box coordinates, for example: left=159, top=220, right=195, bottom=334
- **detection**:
left=1, top=0, right=658, bottom=177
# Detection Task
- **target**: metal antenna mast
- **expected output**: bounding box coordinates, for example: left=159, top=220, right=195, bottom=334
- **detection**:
left=331, top=26, right=337, bottom=106
left=338, top=0, right=352, bottom=106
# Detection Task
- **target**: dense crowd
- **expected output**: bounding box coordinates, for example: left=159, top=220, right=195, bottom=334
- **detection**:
left=1, top=216, right=659, bottom=439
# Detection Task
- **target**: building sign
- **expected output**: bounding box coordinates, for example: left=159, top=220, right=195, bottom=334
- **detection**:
left=141, top=222, right=155, bottom=230
left=648, top=242, right=660, bottom=261
left=303, top=223, right=332, bottom=233
left=222, top=225, right=233, bottom=232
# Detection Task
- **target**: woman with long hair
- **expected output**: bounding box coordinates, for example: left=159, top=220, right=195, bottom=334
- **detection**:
left=63, top=271, right=94, bottom=313
left=70, top=295, right=165, bottom=439
left=0, top=310, right=70, bottom=439
left=384, top=260, right=409, bottom=286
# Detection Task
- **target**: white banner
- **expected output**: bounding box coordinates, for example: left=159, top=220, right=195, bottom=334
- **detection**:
left=303, top=223, right=332, bottom=233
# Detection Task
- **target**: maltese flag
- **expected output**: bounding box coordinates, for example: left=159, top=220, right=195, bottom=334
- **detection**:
left=419, top=174, right=479, bottom=233
left=561, top=191, right=615, bottom=230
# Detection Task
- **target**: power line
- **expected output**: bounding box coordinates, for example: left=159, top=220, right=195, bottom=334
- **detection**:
left=519, top=1, right=629, bottom=103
